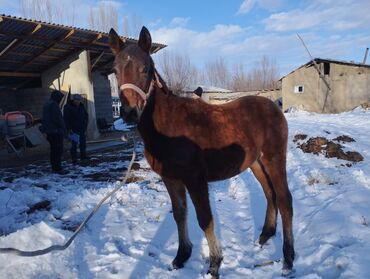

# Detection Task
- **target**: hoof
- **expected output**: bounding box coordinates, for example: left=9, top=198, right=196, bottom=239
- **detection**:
left=171, top=260, right=184, bottom=270
left=282, top=267, right=295, bottom=277
left=282, top=258, right=295, bottom=277
left=207, top=269, right=220, bottom=279
left=207, top=256, right=222, bottom=279
left=258, top=228, right=276, bottom=246
left=258, top=234, right=272, bottom=246
left=171, top=244, right=192, bottom=270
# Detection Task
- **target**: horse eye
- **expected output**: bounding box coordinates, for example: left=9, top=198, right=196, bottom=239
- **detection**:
left=141, top=66, right=149, bottom=73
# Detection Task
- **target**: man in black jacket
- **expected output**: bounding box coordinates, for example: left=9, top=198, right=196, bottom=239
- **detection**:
left=41, top=90, right=67, bottom=174
left=63, top=94, right=88, bottom=164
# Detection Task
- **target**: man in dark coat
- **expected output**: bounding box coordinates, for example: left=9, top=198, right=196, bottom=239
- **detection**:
left=63, top=94, right=89, bottom=163
left=41, top=90, right=67, bottom=174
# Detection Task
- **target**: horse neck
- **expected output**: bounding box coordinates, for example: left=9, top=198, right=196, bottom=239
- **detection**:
left=154, top=69, right=171, bottom=95
left=137, top=81, right=173, bottom=147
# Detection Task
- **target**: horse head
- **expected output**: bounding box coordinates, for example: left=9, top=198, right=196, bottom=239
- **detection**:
left=109, top=27, right=155, bottom=123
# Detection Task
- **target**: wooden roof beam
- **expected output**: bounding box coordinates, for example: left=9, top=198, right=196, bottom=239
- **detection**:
left=91, top=51, right=105, bottom=69
left=0, top=39, right=18, bottom=57
left=0, top=71, right=41, bottom=77
left=0, top=23, right=42, bottom=59
left=17, top=29, right=76, bottom=70
left=40, top=33, right=103, bottom=73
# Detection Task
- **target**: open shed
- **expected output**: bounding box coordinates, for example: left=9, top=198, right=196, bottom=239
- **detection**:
left=0, top=15, right=166, bottom=138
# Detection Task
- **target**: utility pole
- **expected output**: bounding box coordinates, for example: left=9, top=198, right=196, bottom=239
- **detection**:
left=363, top=47, right=369, bottom=64
left=297, top=34, right=331, bottom=112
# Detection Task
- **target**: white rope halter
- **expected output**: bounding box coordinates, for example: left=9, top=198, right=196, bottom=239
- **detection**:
left=119, top=71, right=163, bottom=105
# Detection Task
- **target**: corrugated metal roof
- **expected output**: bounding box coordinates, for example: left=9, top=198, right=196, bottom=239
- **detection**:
left=0, top=14, right=166, bottom=89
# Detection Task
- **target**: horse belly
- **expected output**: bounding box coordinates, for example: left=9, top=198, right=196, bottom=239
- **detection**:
left=203, top=143, right=249, bottom=182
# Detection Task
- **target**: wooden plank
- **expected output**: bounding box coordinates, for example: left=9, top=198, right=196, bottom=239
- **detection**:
left=0, top=22, right=42, bottom=59
left=32, top=23, right=42, bottom=34
left=0, top=39, right=18, bottom=57
left=0, top=71, right=40, bottom=77
left=18, top=29, right=76, bottom=69
left=91, top=51, right=105, bottom=69
left=64, top=29, right=75, bottom=40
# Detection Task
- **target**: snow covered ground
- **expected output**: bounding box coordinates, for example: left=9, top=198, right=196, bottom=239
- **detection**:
left=0, top=109, right=370, bottom=279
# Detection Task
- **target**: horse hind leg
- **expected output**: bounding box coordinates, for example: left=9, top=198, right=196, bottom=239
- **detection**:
left=251, top=159, right=278, bottom=245
left=186, top=179, right=223, bottom=278
left=259, top=156, right=295, bottom=272
left=162, top=177, right=193, bottom=269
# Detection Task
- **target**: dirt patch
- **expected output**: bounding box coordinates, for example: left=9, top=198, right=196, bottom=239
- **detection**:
left=333, top=135, right=355, bottom=143
left=360, top=102, right=370, bottom=110
left=293, top=134, right=308, bottom=143
left=294, top=134, right=363, bottom=163
left=27, top=200, right=51, bottom=214
left=61, top=220, right=81, bottom=232
left=126, top=175, right=144, bottom=183
left=84, top=172, right=116, bottom=182
left=3, top=177, right=14, bottom=183
left=131, top=162, right=140, bottom=170
left=33, top=183, right=49, bottom=190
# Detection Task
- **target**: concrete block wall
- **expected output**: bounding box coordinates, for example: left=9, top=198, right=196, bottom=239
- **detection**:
left=0, top=89, right=17, bottom=113
left=15, top=88, right=51, bottom=119
left=92, top=72, right=113, bottom=123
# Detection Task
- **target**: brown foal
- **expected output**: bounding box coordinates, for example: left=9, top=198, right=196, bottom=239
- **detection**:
left=109, top=26, right=295, bottom=278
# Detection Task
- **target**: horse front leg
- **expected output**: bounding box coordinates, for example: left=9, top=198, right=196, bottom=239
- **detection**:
left=186, top=178, right=223, bottom=279
left=162, top=177, right=193, bottom=269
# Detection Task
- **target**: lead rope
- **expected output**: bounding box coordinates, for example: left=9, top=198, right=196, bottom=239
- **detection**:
left=0, top=136, right=138, bottom=257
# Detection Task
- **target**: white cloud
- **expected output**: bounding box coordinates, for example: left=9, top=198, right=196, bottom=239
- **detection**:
left=149, top=18, right=162, bottom=28
left=151, top=24, right=243, bottom=52
left=238, top=0, right=256, bottom=14
left=237, top=0, right=284, bottom=14
left=264, top=0, right=370, bottom=32
left=170, top=17, right=190, bottom=27
left=151, top=20, right=370, bottom=76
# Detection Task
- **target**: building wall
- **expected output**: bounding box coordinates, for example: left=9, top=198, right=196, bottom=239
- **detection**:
left=326, top=63, right=370, bottom=113
left=282, top=63, right=370, bottom=113
left=15, top=88, right=51, bottom=118
left=282, top=64, right=322, bottom=112
left=205, top=89, right=281, bottom=105
left=0, top=89, right=17, bottom=113
left=92, top=72, right=113, bottom=123
left=41, top=50, right=99, bottom=139
left=0, top=88, right=51, bottom=119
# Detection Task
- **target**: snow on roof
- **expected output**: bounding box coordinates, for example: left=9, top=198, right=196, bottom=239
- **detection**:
left=185, top=85, right=232, bottom=93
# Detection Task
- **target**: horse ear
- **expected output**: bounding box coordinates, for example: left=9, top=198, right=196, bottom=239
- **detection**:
left=138, top=26, right=152, bottom=54
left=109, top=28, right=126, bottom=55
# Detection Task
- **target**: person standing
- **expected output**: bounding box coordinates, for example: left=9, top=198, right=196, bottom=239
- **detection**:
left=63, top=94, right=89, bottom=164
left=41, top=90, right=67, bottom=174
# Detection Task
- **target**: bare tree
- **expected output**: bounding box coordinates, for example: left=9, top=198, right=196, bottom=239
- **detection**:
left=228, top=56, right=279, bottom=91
left=250, top=55, right=279, bottom=89
left=230, top=63, right=251, bottom=91
left=20, top=0, right=76, bottom=25
left=88, top=2, right=118, bottom=32
left=156, top=51, right=199, bottom=94
left=121, top=15, right=143, bottom=38
left=204, top=57, right=230, bottom=89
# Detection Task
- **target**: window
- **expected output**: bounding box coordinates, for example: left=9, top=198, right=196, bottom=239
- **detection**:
left=324, top=62, right=330, bottom=75
left=294, top=85, right=304, bottom=94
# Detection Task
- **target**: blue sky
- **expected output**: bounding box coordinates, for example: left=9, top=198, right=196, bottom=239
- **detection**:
left=1, top=0, right=370, bottom=75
